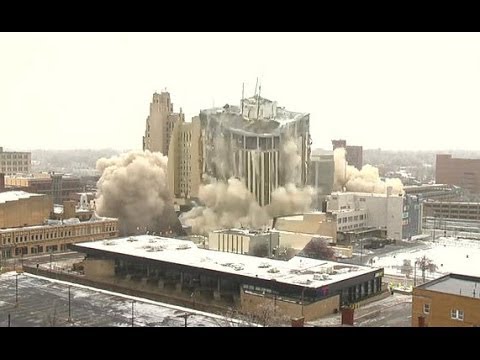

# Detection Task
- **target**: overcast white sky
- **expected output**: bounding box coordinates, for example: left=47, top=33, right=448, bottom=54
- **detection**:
left=1, top=32, right=480, bottom=152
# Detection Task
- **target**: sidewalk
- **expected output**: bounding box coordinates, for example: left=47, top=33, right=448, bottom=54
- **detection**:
left=307, top=293, right=412, bottom=327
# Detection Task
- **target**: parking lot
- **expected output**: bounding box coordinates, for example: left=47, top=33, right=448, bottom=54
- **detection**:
left=0, top=271, right=242, bottom=327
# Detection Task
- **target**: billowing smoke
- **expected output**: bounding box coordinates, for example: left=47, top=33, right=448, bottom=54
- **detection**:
left=280, top=139, right=301, bottom=184
left=179, top=178, right=269, bottom=234
left=266, top=183, right=315, bottom=219
left=180, top=178, right=315, bottom=235
left=95, top=150, right=181, bottom=236
left=333, top=148, right=403, bottom=194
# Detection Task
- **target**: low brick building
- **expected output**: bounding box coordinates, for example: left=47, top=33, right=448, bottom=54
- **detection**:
left=71, top=235, right=384, bottom=321
left=412, top=273, right=480, bottom=327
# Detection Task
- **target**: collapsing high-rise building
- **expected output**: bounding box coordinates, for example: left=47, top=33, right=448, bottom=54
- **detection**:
left=142, top=89, right=311, bottom=208
left=199, top=93, right=311, bottom=206
left=143, top=91, right=185, bottom=156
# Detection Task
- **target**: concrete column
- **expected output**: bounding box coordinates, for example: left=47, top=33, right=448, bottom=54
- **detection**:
left=157, top=279, right=164, bottom=289
left=213, top=278, right=221, bottom=300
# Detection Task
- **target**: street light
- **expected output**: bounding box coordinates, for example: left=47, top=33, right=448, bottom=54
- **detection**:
left=68, top=285, right=72, bottom=323
left=176, top=312, right=193, bottom=327
left=49, top=248, right=53, bottom=272
left=15, top=273, right=19, bottom=306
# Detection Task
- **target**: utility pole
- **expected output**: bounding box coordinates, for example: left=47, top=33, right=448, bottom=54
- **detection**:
left=8, top=313, right=10, bottom=327
left=360, top=238, right=363, bottom=264
left=414, top=261, right=417, bottom=287
left=131, top=300, right=135, bottom=327
left=15, top=273, right=19, bottom=306
left=68, top=285, right=72, bottom=323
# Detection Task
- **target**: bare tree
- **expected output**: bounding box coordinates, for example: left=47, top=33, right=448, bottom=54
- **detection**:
left=416, top=255, right=437, bottom=283
left=217, top=302, right=289, bottom=327
left=300, top=237, right=335, bottom=260
left=44, top=301, right=59, bottom=327
left=401, top=259, right=413, bottom=278
left=251, top=242, right=269, bottom=257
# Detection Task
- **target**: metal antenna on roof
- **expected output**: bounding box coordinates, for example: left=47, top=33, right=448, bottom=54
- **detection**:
left=257, top=84, right=261, bottom=119
left=241, top=82, right=244, bottom=116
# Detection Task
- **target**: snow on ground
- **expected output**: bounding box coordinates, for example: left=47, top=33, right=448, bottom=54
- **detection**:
left=0, top=271, right=250, bottom=327
left=375, top=237, right=480, bottom=279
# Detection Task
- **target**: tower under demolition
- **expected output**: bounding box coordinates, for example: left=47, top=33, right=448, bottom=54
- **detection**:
left=199, top=94, right=310, bottom=206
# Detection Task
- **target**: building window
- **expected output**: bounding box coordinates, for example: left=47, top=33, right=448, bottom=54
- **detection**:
left=423, top=303, right=430, bottom=314
left=451, top=309, right=464, bottom=321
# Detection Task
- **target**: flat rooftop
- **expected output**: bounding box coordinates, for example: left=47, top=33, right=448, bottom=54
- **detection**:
left=418, top=273, right=480, bottom=299
left=0, top=215, right=116, bottom=233
left=330, top=191, right=403, bottom=198
left=0, top=190, right=43, bottom=204
left=73, top=235, right=381, bottom=289
left=211, top=228, right=273, bottom=236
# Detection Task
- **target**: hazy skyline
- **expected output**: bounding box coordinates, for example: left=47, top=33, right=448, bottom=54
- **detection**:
left=1, top=32, right=480, bottom=152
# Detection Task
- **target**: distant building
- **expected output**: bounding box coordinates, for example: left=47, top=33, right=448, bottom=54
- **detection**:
left=71, top=235, right=385, bottom=321
left=423, top=201, right=480, bottom=221
left=5, top=172, right=82, bottom=203
left=412, top=273, right=480, bottom=327
left=327, top=190, right=404, bottom=240
left=274, top=212, right=337, bottom=244
left=332, top=140, right=363, bottom=170
left=0, top=147, right=31, bottom=175
left=0, top=191, right=53, bottom=229
left=308, top=153, right=334, bottom=209
left=143, top=91, right=185, bottom=156
left=0, top=215, right=118, bottom=260
left=51, top=193, right=95, bottom=222
left=436, top=154, right=480, bottom=194
left=404, top=183, right=463, bottom=202
left=402, top=194, right=423, bottom=240
left=0, top=173, right=4, bottom=193
left=208, top=228, right=279, bottom=257
left=168, top=116, right=202, bottom=201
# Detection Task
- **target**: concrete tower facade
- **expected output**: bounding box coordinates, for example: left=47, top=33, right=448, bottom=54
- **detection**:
left=143, top=92, right=185, bottom=156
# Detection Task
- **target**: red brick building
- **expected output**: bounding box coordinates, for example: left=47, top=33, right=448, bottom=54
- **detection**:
left=436, top=154, right=480, bottom=194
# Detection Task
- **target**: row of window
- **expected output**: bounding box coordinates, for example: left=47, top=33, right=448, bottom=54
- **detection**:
left=1, top=160, right=29, bottom=165
left=1, top=167, right=29, bottom=172
left=0, top=154, right=29, bottom=159
left=339, top=223, right=365, bottom=231
left=423, top=304, right=464, bottom=321
left=338, top=214, right=366, bottom=223
left=1, top=225, right=117, bottom=245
